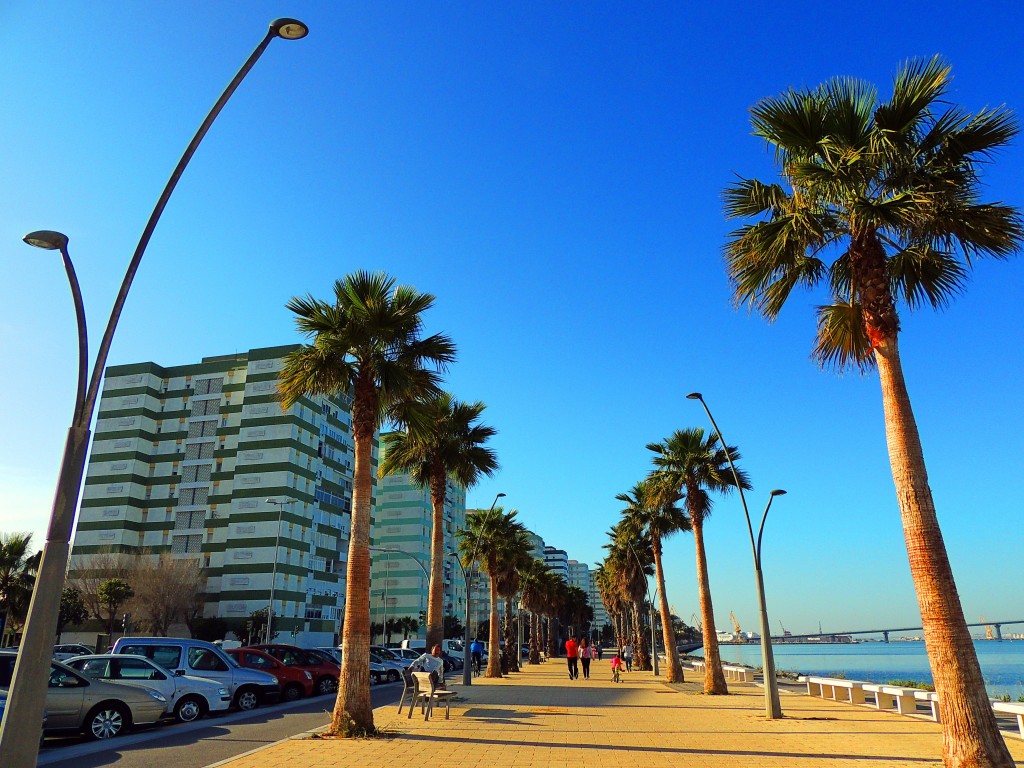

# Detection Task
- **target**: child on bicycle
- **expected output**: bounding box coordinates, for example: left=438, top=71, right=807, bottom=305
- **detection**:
left=610, top=654, right=624, bottom=683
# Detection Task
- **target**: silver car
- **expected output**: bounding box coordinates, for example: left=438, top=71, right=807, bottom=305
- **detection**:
left=66, top=654, right=231, bottom=723
left=0, top=651, right=167, bottom=740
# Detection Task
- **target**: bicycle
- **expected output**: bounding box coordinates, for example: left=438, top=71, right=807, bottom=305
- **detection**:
left=472, top=653, right=482, bottom=677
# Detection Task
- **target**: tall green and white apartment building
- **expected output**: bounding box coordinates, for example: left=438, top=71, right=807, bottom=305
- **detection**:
left=68, top=345, right=361, bottom=647
left=371, top=437, right=467, bottom=642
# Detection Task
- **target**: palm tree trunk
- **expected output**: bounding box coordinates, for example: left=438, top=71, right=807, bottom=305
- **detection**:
left=425, top=467, right=447, bottom=651
left=331, top=379, right=376, bottom=735
left=875, top=337, right=1013, bottom=768
left=528, top=611, right=540, bottom=664
left=693, top=516, right=728, bottom=694
left=652, top=537, right=684, bottom=682
left=485, top=567, right=502, bottom=677
left=631, top=604, right=650, bottom=670
left=503, top=595, right=518, bottom=672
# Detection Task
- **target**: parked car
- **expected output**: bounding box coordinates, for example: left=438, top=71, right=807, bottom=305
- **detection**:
left=249, top=644, right=339, bottom=696
left=111, top=637, right=279, bottom=711
left=226, top=648, right=313, bottom=701
left=53, top=644, right=95, bottom=662
left=0, top=691, right=46, bottom=744
left=315, top=647, right=386, bottom=685
left=370, top=646, right=412, bottom=668
left=0, top=651, right=166, bottom=740
left=368, top=653, right=403, bottom=682
left=65, top=654, right=231, bottom=723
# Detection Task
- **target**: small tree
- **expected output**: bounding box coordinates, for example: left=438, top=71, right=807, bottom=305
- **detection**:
left=442, top=612, right=463, bottom=639
left=98, top=578, right=134, bottom=640
left=56, top=586, right=89, bottom=639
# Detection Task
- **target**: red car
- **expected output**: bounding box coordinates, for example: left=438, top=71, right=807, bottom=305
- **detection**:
left=250, top=644, right=340, bottom=696
left=226, top=647, right=314, bottom=701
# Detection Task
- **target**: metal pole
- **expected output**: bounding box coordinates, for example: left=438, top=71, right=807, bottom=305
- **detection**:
left=451, top=492, right=504, bottom=685
left=626, top=543, right=658, bottom=675
left=382, top=554, right=390, bottom=645
left=0, top=22, right=307, bottom=766
left=687, top=392, right=782, bottom=719
left=265, top=499, right=290, bottom=643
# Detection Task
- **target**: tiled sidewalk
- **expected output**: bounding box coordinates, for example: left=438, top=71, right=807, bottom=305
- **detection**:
left=208, top=662, right=1024, bottom=768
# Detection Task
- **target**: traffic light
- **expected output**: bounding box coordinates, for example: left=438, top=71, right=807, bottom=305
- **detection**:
left=122, top=613, right=132, bottom=634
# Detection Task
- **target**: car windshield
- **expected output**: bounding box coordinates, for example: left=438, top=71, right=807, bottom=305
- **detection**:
left=373, top=648, right=397, bottom=659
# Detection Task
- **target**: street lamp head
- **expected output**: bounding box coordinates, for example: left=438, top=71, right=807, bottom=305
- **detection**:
left=685, top=392, right=703, bottom=401
left=270, top=18, right=309, bottom=40
left=770, top=489, right=787, bottom=497
left=496, top=492, right=506, bottom=499
left=23, top=230, right=69, bottom=250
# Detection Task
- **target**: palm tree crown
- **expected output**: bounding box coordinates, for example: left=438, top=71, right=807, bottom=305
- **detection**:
left=724, top=56, right=1022, bottom=370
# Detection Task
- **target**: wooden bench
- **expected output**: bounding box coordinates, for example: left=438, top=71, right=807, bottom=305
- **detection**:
left=992, top=701, right=1024, bottom=738
left=807, top=676, right=869, bottom=705
left=409, top=671, right=456, bottom=720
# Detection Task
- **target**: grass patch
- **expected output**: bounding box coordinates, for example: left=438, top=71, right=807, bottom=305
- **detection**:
left=886, top=679, right=935, bottom=691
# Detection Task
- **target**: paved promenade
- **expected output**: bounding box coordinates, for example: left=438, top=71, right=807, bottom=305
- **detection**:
left=208, top=661, right=1024, bottom=768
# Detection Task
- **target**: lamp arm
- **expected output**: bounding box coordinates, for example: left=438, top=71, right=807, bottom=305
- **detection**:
left=58, top=244, right=88, bottom=424
left=82, top=28, right=279, bottom=420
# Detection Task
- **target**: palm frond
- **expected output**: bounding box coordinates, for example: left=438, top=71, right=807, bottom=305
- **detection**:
left=888, top=244, right=968, bottom=309
left=812, top=301, right=875, bottom=372
left=874, top=56, right=951, bottom=135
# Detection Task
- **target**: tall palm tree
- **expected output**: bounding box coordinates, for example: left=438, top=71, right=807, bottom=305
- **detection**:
left=519, top=558, right=550, bottom=664
left=603, top=524, right=653, bottom=670
left=617, top=477, right=691, bottom=682
left=278, top=271, right=455, bottom=736
left=648, top=428, right=746, bottom=694
left=457, top=507, right=528, bottom=678
left=493, top=534, right=531, bottom=673
left=724, top=58, right=1021, bottom=766
left=0, top=533, right=35, bottom=645
left=379, top=392, right=498, bottom=650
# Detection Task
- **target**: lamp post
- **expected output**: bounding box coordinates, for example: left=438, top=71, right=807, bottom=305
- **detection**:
left=625, top=543, right=659, bottom=676
left=687, top=392, right=783, bottom=719
left=264, top=498, right=294, bottom=643
left=370, top=547, right=431, bottom=643
left=449, top=491, right=505, bottom=685
left=0, top=20, right=307, bottom=766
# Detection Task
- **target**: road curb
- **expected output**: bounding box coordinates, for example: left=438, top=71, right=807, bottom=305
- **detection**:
left=201, top=725, right=326, bottom=768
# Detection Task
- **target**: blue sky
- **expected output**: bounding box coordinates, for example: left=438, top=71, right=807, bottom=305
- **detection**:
left=2, top=2, right=1022, bottom=636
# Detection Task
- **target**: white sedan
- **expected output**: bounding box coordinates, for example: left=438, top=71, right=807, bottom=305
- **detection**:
left=66, top=654, right=231, bottom=723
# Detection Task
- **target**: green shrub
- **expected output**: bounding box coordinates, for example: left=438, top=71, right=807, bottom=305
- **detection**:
left=886, top=679, right=935, bottom=691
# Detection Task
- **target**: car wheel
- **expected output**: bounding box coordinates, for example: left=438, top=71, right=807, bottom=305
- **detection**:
left=234, top=688, right=260, bottom=711
left=387, top=670, right=399, bottom=683
left=84, top=703, right=129, bottom=740
left=370, top=672, right=381, bottom=685
left=173, top=696, right=206, bottom=723
left=282, top=683, right=304, bottom=702
left=316, top=676, right=338, bottom=695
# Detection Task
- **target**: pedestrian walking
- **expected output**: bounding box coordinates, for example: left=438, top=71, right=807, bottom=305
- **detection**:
left=610, top=654, right=624, bottom=683
left=596, top=644, right=603, bottom=660
left=622, top=643, right=633, bottom=672
left=579, top=638, right=596, bottom=679
left=565, top=635, right=579, bottom=679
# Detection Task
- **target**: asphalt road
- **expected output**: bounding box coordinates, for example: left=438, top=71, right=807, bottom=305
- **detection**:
left=37, top=683, right=403, bottom=768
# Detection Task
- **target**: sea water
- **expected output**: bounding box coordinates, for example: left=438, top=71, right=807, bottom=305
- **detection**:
left=697, top=640, right=1024, bottom=699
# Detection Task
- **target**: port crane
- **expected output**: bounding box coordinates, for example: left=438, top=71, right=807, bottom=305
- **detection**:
left=690, top=612, right=702, bottom=633
left=730, top=610, right=742, bottom=637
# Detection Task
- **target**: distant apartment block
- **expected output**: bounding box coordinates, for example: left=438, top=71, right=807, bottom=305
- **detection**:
left=69, top=345, right=362, bottom=646
left=370, top=438, right=467, bottom=639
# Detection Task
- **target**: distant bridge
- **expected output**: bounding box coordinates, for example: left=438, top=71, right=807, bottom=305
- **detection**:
left=776, top=619, right=1024, bottom=643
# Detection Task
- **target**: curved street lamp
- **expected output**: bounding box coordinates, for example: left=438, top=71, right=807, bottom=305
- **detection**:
left=686, top=392, right=784, bottom=719
left=0, top=20, right=307, bottom=766
left=265, top=498, right=296, bottom=643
